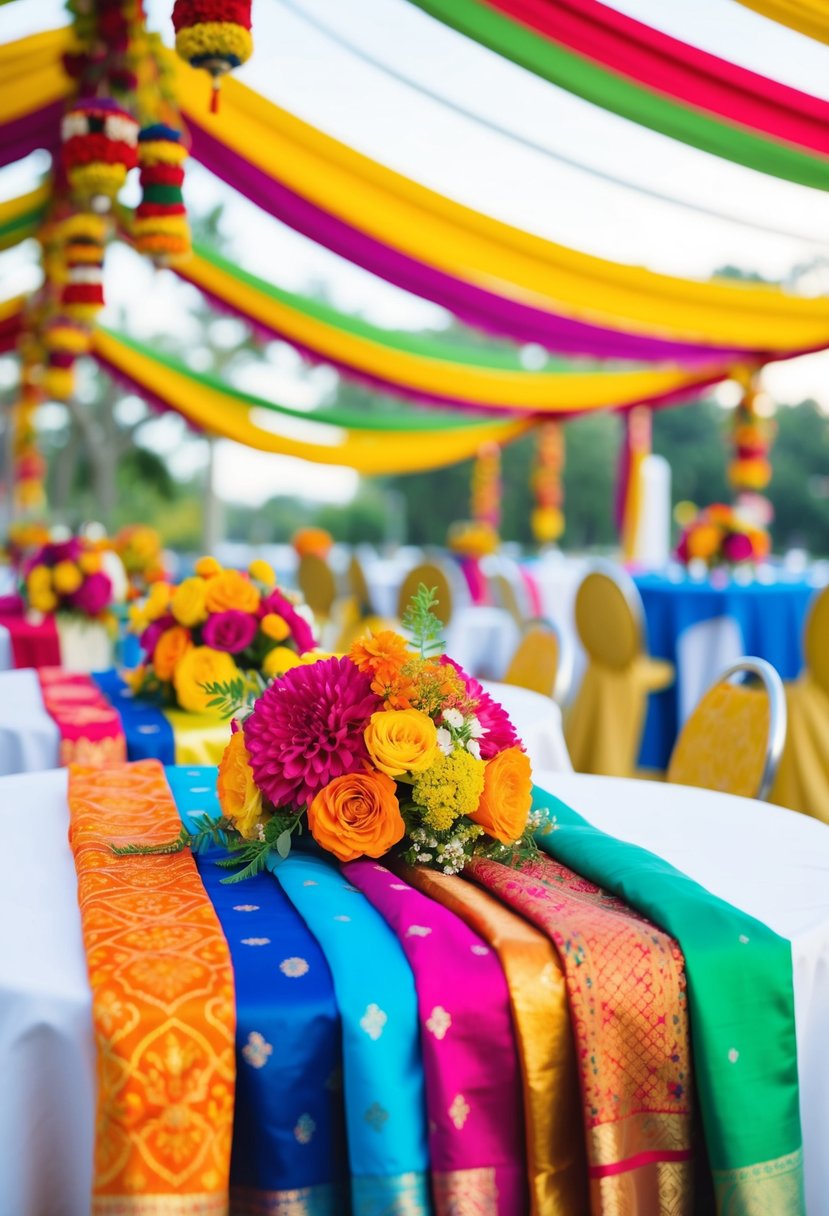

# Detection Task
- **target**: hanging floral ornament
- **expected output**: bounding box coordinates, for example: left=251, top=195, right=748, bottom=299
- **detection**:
left=60, top=212, right=108, bottom=323
left=471, top=442, right=502, bottom=532
left=173, top=0, right=253, bottom=112
left=531, top=420, right=565, bottom=544
left=134, top=124, right=191, bottom=265
left=43, top=316, right=91, bottom=402
left=61, top=98, right=139, bottom=210
left=728, top=369, right=775, bottom=495
left=11, top=362, right=47, bottom=512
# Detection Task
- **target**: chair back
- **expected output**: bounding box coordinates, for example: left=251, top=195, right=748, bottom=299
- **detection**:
left=490, top=572, right=525, bottom=629
left=297, top=553, right=338, bottom=619
left=667, top=657, right=786, bottom=801
left=397, top=563, right=453, bottom=625
left=803, top=585, right=829, bottom=697
left=574, top=565, right=644, bottom=669
left=347, top=553, right=373, bottom=616
left=504, top=619, right=565, bottom=700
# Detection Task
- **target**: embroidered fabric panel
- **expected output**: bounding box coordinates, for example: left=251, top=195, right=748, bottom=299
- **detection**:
left=38, top=666, right=126, bottom=765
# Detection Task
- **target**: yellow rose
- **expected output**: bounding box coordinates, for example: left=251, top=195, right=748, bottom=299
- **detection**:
left=173, top=646, right=241, bottom=713
left=195, top=555, right=222, bottom=579
left=261, top=612, right=290, bottom=642
left=364, top=708, right=438, bottom=777
left=30, top=588, right=58, bottom=614
left=248, top=558, right=276, bottom=587
left=204, top=569, right=260, bottom=615
left=263, top=646, right=302, bottom=678
left=145, top=581, right=173, bottom=621
left=27, top=565, right=52, bottom=596
left=171, top=576, right=208, bottom=627
left=52, top=560, right=83, bottom=595
left=78, top=551, right=102, bottom=575
left=217, top=729, right=267, bottom=840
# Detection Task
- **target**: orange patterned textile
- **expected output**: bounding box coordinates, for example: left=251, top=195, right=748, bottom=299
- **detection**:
left=68, top=760, right=236, bottom=1215
left=38, top=667, right=127, bottom=765
left=468, top=854, right=694, bottom=1216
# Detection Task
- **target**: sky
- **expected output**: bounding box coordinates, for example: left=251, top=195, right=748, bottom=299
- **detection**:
left=1, top=0, right=829, bottom=505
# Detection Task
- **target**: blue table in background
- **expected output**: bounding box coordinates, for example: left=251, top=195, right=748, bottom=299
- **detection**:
left=635, top=572, right=819, bottom=771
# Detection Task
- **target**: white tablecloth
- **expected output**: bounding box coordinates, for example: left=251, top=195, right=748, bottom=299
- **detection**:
left=3, top=771, right=829, bottom=1213
left=0, top=668, right=59, bottom=774
left=481, top=680, right=571, bottom=773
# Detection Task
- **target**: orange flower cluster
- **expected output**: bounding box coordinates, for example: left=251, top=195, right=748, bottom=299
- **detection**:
left=349, top=631, right=464, bottom=714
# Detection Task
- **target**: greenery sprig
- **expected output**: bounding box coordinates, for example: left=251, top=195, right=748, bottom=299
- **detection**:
left=203, top=671, right=268, bottom=720
left=402, top=583, right=445, bottom=659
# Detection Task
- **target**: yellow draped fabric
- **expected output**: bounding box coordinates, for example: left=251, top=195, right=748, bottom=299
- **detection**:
left=667, top=682, right=771, bottom=799
left=0, top=186, right=48, bottom=248
left=167, top=53, right=829, bottom=352
left=91, top=328, right=534, bottom=473
left=735, top=0, right=829, bottom=46
left=67, top=760, right=236, bottom=1214
left=770, top=676, right=829, bottom=822
left=399, top=865, right=588, bottom=1216
left=0, top=294, right=24, bottom=327
left=179, top=251, right=729, bottom=412
left=164, top=709, right=234, bottom=765
left=4, top=29, right=829, bottom=354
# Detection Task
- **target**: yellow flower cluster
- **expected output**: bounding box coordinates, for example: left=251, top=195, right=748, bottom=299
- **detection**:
left=412, top=749, right=485, bottom=832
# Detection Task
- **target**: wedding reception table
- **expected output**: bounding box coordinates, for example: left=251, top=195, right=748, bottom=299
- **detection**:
left=635, top=571, right=821, bottom=769
left=0, top=670, right=571, bottom=778
left=2, top=768, right=827, bottom=1214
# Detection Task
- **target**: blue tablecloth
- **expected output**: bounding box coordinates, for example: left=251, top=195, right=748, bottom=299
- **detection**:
left=635, top=573, right=818, bottom=771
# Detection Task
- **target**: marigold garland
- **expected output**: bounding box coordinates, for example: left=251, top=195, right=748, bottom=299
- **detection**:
left=173, top=0, right=253, bottom=112
left=728, top=370, right=775, bottom=495
left=134, top=124, right=191, bottom=264
left=61, top=98, right=139, bottom=207
left=60, top=212, right=108, bottom=323
left=531, top=420, right=565, bottom=544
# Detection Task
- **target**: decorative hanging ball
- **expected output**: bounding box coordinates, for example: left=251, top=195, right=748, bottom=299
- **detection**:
left=43, top=316, right=91, bottom=402
left=61, top=97, right=139, bottom=209
left=173, top=0, right=253, bottom=112
left=134, top=124, right=191, bottom=265
left=60, top=212, right=107, bottom=323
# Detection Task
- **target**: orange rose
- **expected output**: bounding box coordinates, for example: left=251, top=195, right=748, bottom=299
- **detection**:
left=152, top=625, right=192, bottom=681
left=307, top=769, right=405, bottom=862
left=217, top=729, right=266, bottom=840
left=204, top=569, right=260, bottom=615
left=470, top=747, right=532, bottom=845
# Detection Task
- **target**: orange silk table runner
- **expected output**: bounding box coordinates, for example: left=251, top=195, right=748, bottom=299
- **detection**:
left=39, top=667, right=127, bottom=765
left=468, top=854, right=694, bottom=1216
left=68, top=760, right=236, bottom=1215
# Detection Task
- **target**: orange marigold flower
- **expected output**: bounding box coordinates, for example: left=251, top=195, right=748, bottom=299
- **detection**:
left=350, top=629, right=412, bottom=676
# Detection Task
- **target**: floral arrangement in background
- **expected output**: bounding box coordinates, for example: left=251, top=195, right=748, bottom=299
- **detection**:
left=292, top=527, right=333, bottom=559
left=117, top=587, right=550, bottom=881
left=114, top=525, right=167, bottom=599
left=23, top=538, right=115, bottom=621
left=446, top=519, right=499, bottom=559
left=4, top=521, right=52, bottom=569
left=127, top=556, right=317, bottom=713
left=676, top=504, right=770, bottom=569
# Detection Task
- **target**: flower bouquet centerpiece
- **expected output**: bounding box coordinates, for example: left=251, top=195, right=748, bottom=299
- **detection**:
left=114, top=525, right=168, bottom=600
left=118, top=587, right=549, bottom=881
left=4, top=521, right=52, bottom=571
left=127, top=556, right=317, bottom=713
left=676, top=504, right=770, bottom=570
left=22, top=536, right=118, bottom=669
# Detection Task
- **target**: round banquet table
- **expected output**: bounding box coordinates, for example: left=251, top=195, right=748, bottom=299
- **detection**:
left=2, top=768, right=829, bottom=1214
left=634, top=571, right=821, bottom=770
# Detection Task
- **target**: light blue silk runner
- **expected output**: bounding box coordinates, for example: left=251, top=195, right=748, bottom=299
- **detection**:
left=273, top=852, right=433, bottom=1216
left=168, top=765, right=349, bottom=1214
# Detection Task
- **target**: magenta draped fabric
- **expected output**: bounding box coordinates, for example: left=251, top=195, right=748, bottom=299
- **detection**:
left=344, top=859, right=527, bottom=1214
left=0, top=102, right=62, bottom=170
left=485, top=0, right=829, bottom=156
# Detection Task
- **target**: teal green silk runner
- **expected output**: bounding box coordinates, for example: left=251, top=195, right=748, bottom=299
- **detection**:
left=532, top=786, right=805, bottom=1214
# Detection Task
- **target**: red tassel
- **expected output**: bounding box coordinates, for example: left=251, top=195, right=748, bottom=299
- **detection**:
left=210, top=78, right=221, bottom=114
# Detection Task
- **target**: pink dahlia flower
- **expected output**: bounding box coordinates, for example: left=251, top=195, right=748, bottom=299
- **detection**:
left=70, top=571, right=112, bottom=616
left=244, top=655, right=382, bottom=809
left=260, top=589, right=315, bottom=653
left=442, top=656, right=521, bottom=758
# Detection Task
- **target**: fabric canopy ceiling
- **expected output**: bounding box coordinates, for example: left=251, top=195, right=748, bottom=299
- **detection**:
left=734, top=0, right=829, bottom=45
left=404, top=0, right=829, bottom=187
left=0, top=185, right=46, bottom=252
left=6, top=30, right=829, bottom=366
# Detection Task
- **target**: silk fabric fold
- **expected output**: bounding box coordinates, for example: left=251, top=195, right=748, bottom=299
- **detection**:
left=533, top=785, right=806, bottom=1213
left=67, top=760, right=236, bottom=1214
left=168, top=766, right=349, bottom=1214
left=345, top=858, right=527, bottom=1213
left=37, top=667, right=126, bottom=765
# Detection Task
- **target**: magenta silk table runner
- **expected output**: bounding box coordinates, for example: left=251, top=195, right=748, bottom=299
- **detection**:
left=345, top=859, right=527, bottom=1214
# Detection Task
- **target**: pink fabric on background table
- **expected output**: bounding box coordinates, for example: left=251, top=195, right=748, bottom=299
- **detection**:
left=0, top=598, right=61, bottom=669
left=455, top=556, right=489, bottom=605
left=345, top=858, right=527, bottom=1214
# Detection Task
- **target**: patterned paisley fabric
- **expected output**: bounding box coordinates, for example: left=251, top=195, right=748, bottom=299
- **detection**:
left=37, top=666, right=126, bottom=765
left=67, top=760, right=236, bottom=1215
left=468, top=854, right=693, bottom=1215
